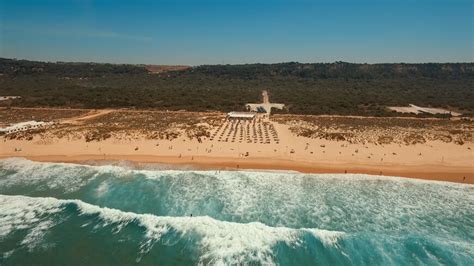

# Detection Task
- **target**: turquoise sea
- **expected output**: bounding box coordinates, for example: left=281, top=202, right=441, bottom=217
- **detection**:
left=0, top=158, right=473, bottom=265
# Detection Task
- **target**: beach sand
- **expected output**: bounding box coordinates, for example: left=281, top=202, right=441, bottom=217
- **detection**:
left=1, top=110, right=473, bottom=184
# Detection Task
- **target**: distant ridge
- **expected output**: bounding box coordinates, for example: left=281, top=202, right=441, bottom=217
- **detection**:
left=1, top=58, right=472, bottom=79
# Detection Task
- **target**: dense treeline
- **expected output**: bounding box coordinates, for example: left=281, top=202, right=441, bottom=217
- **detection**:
left=193, top=62, right=474, bottom=79
left=0, top=58, right=147, bottom=77
left=0, top=58, right=473, bottom=116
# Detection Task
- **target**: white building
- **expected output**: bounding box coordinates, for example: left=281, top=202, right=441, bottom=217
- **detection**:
left=0, top=96, right=21, bottom=101
left=0, top=121, right=52, bottom=134
left=227, top=112, right=256, bottom=120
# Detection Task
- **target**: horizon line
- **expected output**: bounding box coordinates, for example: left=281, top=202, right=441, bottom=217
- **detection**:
left=1, top=57, right=473, bottom=67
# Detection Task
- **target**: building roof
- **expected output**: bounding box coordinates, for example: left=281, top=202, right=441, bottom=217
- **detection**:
left=0, top=121, right=51, bottom=132
left=246, top=103, right=284, bottom=114
left=227, top=112, right=256, bottom=118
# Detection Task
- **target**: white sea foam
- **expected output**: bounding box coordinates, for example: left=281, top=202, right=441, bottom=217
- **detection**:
left=1, top=158, right=473, bottom=239
left=0, top=194, right=63, bottom=253
left=0, top=195, right=62, bottom=235
left=0, top=194, right=345, bottom=265
left=95, top=181, right=110, bottom=197
left=305, top=228, right=345, bottom=247
left=134, top=168, right=474, bottom=237
left=0, top=157, right=129, bottom=192
left=20, top=220, right=55, bottom=250
left=2, top=157, right=472, bottom=189
left=0, top=157, right=127, bottom=175
left=1, top=159, right=473, bottom=264
left=76, top=196, right=346, bottom=265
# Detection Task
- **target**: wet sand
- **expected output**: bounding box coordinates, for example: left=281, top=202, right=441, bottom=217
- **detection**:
left=1, top=135, right=472, bottom=184
left=4, top=154, right=471, bottom=184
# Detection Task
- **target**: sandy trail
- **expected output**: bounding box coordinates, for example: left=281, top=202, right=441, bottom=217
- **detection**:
left=262, top=90, right=270, bottom=104
left=61, top=110, right=113, bottom=124
left=4, top=107, right=455, bottom=121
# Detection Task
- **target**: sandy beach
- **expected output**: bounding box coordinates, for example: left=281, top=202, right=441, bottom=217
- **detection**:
left=5, top=154, right=472, bottom=184
left=1, top=108, right=472, bottom=184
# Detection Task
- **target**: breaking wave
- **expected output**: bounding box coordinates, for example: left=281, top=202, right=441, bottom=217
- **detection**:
left=0, top=195, right=346, bottom=265
left=1, top=158, right=473, bottom=265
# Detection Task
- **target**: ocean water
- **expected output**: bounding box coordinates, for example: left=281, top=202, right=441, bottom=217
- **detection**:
left=0, top=158, right=473, bottom=265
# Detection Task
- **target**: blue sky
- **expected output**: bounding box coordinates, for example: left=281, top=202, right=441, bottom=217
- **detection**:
left=1, top=0, right=472, bottom=65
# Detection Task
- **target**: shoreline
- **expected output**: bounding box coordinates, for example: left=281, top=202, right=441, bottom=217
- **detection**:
left=2, top=108, right=472, bottom=185
left=3, top=154, right=472, bottom=184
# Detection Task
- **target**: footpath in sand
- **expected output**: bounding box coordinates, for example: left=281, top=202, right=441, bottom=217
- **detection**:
left=61, top=109, right=114, bottom=124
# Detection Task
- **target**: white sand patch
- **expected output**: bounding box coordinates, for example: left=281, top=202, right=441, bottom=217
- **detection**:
left=388, top=104, right=461, bottom=116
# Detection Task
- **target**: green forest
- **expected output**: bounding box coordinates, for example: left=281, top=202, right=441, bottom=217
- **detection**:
left=1, top=58, right=473, bottom=116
